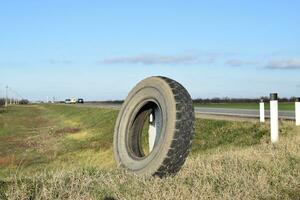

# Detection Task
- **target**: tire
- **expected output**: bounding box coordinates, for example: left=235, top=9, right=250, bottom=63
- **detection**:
left=113, top=76, right=195, bottom=177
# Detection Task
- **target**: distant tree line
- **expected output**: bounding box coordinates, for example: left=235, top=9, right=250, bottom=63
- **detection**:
left=0, top=98, right=29, bottom=107
left=19, top=99, right=29, bottom=104
left=89, top=100, right=125, bottom=104
left=70, top=97, right=299, bottom=105
left=0, top=98, right=5, bottom=107
left=193, top=97, right=299, bottom=104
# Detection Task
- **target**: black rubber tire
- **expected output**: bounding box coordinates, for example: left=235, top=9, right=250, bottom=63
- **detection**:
left=113, top=76, right=195, bottom=177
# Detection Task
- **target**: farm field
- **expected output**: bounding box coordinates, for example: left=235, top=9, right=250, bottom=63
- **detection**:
left=0, top=105, right=299, bottom=199
left=194, top=102, right=295, bottom=111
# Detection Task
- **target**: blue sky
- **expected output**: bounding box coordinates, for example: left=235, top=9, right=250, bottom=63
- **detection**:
left=1, top=1, right=300, bottom=101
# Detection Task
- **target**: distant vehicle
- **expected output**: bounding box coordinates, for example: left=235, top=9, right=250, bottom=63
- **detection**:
left=65, top=98, right=79, bottom=104
left=70, top=98, right=77, bottom=104
left=65, top=99, right=71, bottom=104
left=77, top=98, right=84, bottom=104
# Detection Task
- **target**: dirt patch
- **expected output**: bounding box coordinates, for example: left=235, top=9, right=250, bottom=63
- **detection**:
left=54, top=127, right=81, bottom=135
left=0, top=156, right=15, bottom=166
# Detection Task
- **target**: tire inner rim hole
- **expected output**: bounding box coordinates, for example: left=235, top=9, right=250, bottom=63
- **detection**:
left=128, top=101, right=162, bottom=159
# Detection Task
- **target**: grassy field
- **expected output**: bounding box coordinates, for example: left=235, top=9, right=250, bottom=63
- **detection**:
left=194, top=102, right=295, bottom=111
left=0, top=105, right=299, bottom=199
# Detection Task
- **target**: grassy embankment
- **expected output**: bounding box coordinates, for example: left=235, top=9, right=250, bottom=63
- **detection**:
left=194, top=102, right=295, bottom=111
left=0, top=105, right=299, bottom=199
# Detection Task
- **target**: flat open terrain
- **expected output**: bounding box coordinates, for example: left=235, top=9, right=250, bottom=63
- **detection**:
left=0, top=105, right=299, bottom=199
left=194, top=102, right=295, bottom=111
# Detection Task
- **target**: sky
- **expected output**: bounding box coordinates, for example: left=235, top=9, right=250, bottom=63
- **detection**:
left=1, top=0, right=300, bottom=101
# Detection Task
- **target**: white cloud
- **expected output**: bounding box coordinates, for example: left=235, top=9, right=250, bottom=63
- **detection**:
left=225, top=59, right=259, bottom=67
left=265, top=58, right=300, bottom=69
left=101, top=53, right=216, bottom=65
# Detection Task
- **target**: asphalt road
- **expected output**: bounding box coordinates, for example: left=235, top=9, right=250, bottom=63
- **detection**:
left=71, top=102, right=296, bottom=120
left=194, top=107, right=295, bottom=120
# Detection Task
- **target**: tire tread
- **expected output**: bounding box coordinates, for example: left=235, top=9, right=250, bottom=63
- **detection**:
left=153, top=76, right=195, bottom=177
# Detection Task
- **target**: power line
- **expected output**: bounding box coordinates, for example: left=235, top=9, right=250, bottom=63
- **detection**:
left=9, top=87, right=23, bottom=99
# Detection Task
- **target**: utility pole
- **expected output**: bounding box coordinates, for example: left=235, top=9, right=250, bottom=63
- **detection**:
left=5, top=86, right=8, bottom=107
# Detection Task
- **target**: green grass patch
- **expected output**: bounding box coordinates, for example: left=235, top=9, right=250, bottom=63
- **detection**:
left=0, top=104, right=294, bottom=177
left=0, top=105, right=119, bottom=178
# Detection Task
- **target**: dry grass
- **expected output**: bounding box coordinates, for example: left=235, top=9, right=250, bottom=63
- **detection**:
left=2, top=128, right=300, bottom=200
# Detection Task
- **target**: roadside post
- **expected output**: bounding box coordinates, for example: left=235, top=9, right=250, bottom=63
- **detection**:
left=296, top=97, right=300, bottom=126
left=270, top=93, right=279, bottom=143
left=259, top=99, right=265, bottom=123
left=148, top=113, right=156, bottom=152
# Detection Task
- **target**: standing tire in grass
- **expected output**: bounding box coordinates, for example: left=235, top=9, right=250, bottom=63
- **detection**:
left=113, top=76, right=195, bottom=177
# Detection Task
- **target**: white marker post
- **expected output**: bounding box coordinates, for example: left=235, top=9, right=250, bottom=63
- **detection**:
left=148, top=113, right=156, bottom=152
left=270, top=93, right=279, bottom=143
left=296, top=97, right=300, bottom=126
left=259, top=99, right=265, bottom=123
